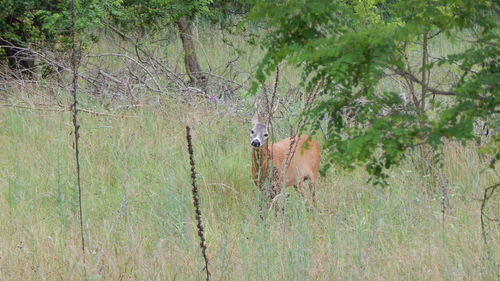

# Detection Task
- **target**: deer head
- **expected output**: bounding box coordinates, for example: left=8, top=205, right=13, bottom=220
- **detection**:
left=250, top=96, right=279, bottom=148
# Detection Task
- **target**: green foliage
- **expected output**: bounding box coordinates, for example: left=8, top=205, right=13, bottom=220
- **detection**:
left=208, top=0, right=251, bottom=24
left=249, top=0, right=499, bottom=182
left=0, top=0, right=108, bottom=46
left=0, top=0, right=254, bottom=54
left=108, top=0, right=214, bottom=32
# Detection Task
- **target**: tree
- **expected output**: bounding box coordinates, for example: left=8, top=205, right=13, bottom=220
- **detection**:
left=107, top=0, right=253, bottom=92
left=0, top=0, right=107, bottom=74
left=0, top=0, right=54, bottom=73
left=108, top=0, right=214, bottom=92
left=168, top=0, right=250, bottom=91
left=249, top=0, right=499, bottom=183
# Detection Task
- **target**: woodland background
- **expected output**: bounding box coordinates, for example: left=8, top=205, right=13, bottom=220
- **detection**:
left=0, top=0, right=498, bottom=280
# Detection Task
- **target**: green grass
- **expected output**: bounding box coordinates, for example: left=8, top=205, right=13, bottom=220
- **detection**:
left=0, top=102, right=498, bottom=280
left=0, top=24, right=498, bottom=281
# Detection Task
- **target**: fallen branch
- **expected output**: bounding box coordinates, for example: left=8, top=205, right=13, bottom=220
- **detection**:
left=87, top=53, right=161, bottom=91
left=0, top=103, right=129, bottom=117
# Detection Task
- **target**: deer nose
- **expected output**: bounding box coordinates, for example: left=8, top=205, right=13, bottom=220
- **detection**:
left=251, top=139, right=261, bottom=147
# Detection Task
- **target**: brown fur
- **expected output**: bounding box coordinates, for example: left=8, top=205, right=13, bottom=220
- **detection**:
left=251, top=135, right=320, bottom=203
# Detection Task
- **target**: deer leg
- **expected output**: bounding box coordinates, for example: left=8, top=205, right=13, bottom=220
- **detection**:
left=310, top=179, right=317, bottom=207
left=296, top=182, right=307, bottom=203
left=308, top=172, right=319, bottom=207
left=268, top=182, right=282, bottom=210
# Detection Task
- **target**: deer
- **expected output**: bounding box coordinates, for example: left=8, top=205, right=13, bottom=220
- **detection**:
left=250, top=98, right=320, bottom=206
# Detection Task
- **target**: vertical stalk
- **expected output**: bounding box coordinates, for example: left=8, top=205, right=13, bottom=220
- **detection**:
left=70, top=0, right=86, bottom=277
left=185, top=126, right=210, bottom=281
left=418, top=33, right=430, bottom=176
left=421, top=32, right=428, bottom=112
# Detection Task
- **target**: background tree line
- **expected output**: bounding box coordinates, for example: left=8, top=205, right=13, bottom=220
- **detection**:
left=0, top=0, right=497, bottom=182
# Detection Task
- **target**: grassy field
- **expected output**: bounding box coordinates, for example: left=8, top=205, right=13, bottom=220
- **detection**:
left=0, top=25, right=498, bottom=280
left=0, top=100, right=498, bottom=280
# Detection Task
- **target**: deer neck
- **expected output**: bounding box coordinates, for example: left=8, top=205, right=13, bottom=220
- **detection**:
left=251, top=142, right=272, bottom=189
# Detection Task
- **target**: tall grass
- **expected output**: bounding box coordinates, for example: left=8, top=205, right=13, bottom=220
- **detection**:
left=0, top=26, right=498, bottom=280
left=0, top=101, right=497, bottom=280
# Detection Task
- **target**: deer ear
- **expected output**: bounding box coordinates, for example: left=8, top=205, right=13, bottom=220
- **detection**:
left=252, top=111, right=260, bottom=125
left=253, top=96, right=261, bottom=110
left=252, top=97, right=262, bottom=124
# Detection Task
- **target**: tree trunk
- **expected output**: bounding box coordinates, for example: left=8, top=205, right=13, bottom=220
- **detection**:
left=176, top=17, right=208, bottom=92
left=0, top=38, right=34, bottom=76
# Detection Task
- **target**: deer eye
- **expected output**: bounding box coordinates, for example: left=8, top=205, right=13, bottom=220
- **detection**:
left=251, top=130, right=254, bottom=134
left=264, top=133, right=268, bottom=137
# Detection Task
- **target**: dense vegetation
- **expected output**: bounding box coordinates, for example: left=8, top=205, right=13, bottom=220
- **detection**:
left=0, top=0, right=498, bottom=280
left=251, top=0, right=499, bottom=181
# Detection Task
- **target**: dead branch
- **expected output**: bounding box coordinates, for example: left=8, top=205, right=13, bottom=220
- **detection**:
left=86, top=53, right=161, bottom=91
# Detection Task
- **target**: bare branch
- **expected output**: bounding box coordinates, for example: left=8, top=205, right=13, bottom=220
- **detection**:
left=481, top=182, right=499, bottom=246
left=390, top=67, right=458, bottom=97
left=86, top=53, right=161, bottom=91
